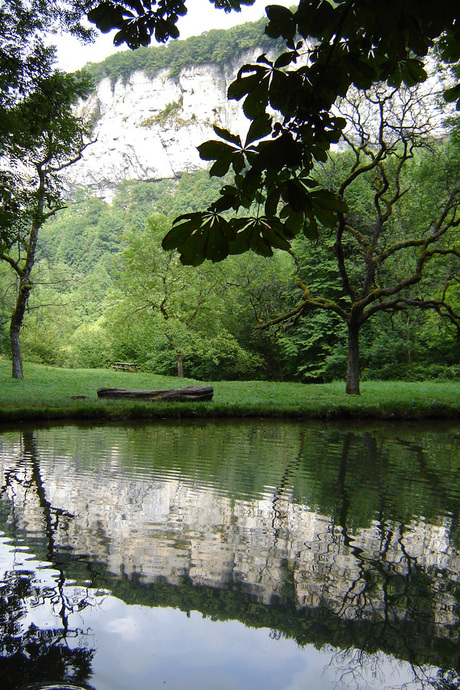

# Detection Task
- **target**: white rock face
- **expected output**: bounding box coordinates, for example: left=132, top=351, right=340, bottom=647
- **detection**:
left=65, top=53, right=259, bottom=201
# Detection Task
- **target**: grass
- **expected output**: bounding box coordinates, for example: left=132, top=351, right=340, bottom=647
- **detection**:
left=0, top=359, right=459, bottom=423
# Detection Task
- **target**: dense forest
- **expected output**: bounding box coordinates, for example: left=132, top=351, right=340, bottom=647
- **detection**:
left=0, top=19, right=459, bottom=384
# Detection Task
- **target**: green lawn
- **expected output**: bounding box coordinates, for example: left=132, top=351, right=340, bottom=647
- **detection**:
left=0, top=359, right=459, bottom=422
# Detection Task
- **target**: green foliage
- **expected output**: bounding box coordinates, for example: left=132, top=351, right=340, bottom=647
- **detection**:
left=85, top=18, right=284, bottom=86
left=0, top=70, right=92, bottom=251
left=0, top=67, right=93, bottom=378
left=105, top=214, right=268, bottom=379
left=112, top=172, right=225, bottom=220
left=23, top=133, right=459, bottom=384
left=160, top=1, right=460, bottom=265
left=360, top=311, right=460, bottom=382
left=278, top=309, right=347, bottom=382
left=255, top=127, right=460, bottom=387
left=141, top=99, right=183, bottom=126
left=69, top=320, right=113, bottom=368
left=30, top=173, right=294, bottom=379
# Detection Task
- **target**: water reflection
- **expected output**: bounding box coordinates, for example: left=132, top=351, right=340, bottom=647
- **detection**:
left=0, top=421, right=459, bottom=689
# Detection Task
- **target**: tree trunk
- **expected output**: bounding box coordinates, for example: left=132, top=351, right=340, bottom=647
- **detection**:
left=164, top=330, right=184, bottom=378
left=177, top=351, right=184, bottom=378
left=8, top=216, right=40, bottom=379
left=10, top=321, right=23, bottom=379
left=346, top=321, right=361, bottom=395
left=10, top=277, right=31, bottom=379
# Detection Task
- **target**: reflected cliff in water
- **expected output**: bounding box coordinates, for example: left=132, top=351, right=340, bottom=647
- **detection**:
left=0, top=420, right=459, bottom=689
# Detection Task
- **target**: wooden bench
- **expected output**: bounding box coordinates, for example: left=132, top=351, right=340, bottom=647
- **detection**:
left=112, top=362, right=139, bottom=372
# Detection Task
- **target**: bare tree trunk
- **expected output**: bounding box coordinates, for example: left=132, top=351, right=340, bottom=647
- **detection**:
left=346, top=321, right=361, bottom=395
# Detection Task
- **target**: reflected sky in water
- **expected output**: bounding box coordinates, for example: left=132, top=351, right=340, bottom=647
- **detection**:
left=0, top=420, right=459, bottom=690
left=0, top=534, right=417, bottom=690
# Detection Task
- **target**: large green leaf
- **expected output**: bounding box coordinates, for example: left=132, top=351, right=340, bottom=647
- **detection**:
left=245, top=114, right=272, bottom=146
left=285, top=179, right=311, bottom=212
left=268, top=69, right=292, bottom=113
left=444, top=83, right=460, bottom=104
left=209, top=157, right=231, bottom=177
left=264, top=189, right=280, bottom=216
left=87, top=3, right=126, bottom=33
left=310, top=189, right=347, bottom=213
left=228, top=72, right=264, bottom=101
left=198, top=140, right=235, bottom=161
left=162, top=215, right=200, bottom=251
left=283, top=210, right=305, bottom=237
left=274, top=50, right=298, bottom=69
left=213, top=125, right=241, bottom=146
left=179, top=231, right=208, bottom=266
left=439, top=33, right=460, bottom=64
left=303, top=219, right=319, bottom=241
left=242, top=79, right=270, bottom=120
left=261, top=223, right=291, bottom=250
left=228, top=224, right=251, bottom=255
left=265, top=4, right=296, bottom=42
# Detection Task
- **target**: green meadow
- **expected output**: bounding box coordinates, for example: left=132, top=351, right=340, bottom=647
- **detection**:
left=0, top=360, right=458, bottom=423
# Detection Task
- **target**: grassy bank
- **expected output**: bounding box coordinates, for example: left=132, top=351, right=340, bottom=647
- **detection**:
left=0, top=360, right=459, bottom=423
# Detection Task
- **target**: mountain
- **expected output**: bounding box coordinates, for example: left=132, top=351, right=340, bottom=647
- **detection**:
left=64, top=20, right=281, bottom=201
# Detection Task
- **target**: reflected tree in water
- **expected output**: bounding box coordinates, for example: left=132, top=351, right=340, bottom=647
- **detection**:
left=0, top=431, right=97, bottom=690
left=0, top=568, right=96, bottom=690
left=320, top=431, right=460, bottom=683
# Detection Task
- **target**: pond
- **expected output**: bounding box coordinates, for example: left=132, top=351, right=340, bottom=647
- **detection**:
left=0, top=420, right=459, bottom=690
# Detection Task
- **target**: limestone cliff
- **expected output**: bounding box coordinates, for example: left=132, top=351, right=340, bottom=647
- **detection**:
left=65, top=52, right=259, bottom=202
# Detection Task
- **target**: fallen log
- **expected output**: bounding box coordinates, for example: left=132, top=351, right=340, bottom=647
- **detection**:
left=97, top=385, right=213, bottom=402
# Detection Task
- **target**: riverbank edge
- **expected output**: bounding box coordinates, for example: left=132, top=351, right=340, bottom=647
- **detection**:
left=0, top=399, right=459, bottom=424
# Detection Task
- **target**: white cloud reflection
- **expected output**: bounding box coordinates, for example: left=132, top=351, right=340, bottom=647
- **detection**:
left=77, top=594, right=420, bottom=690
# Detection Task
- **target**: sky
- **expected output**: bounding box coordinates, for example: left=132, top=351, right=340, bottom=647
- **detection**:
left=54, top=0, right=288, bottom=72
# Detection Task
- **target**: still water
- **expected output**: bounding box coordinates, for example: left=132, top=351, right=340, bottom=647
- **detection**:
left=0, top=420, right=459, bottom=690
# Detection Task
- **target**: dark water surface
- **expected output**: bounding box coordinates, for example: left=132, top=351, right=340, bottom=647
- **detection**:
left=0, top=420, right=459, bottom=690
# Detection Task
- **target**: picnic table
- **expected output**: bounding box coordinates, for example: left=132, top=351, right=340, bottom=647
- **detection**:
left=112, top=362, right=139, bottom=372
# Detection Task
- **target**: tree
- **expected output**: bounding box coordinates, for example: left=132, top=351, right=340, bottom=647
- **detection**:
left=107, top=214, right=263, bottom=379
left=73, top=0, right=460, bottom=388
left=0, top=71, right=92, bottom=378
left=0, top=2, right=98, bottom=370
left=157, top=1, right=460, bottom=265
left=255, top=86, right=460, bottom=393
left=0, top=1, right=92, bottom=93
left=111, top=215, right=214, bottom=376
left=0, top=430, right=97, bottom=690
left=0, top=1, right=93, bottom=131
